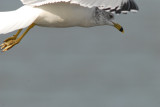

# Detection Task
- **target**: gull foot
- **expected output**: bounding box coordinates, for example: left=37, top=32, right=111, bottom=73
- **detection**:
left=0, top=38, right=19, bottom=52
left=3, top=35, right=17, bottom=42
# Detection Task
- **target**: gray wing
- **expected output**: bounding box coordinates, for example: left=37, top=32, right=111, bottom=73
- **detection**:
left=20, top=0, right=139, bottom=14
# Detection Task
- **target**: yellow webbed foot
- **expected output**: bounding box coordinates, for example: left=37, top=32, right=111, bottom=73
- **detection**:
left=3, top=35, right=17, bottom=42
left=0, top=39, right=20, bottom=52
left=0, top=29, right=22, bottom=52
left=0, top=23, right=35, bottom=52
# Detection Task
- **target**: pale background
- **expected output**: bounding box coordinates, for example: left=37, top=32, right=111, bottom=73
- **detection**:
left=0, top=0, right=160, bottom=107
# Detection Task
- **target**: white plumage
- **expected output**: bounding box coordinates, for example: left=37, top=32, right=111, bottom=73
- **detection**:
left=0, top=0, right=139, bottom=52
left=21, top=0, right=136, bottom=11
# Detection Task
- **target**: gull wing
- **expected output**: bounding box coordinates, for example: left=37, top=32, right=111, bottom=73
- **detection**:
left=20, top=0, right=139, bottom=13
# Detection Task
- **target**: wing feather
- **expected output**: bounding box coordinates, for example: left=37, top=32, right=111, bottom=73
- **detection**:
left=20, top=0, right=139, bottom=13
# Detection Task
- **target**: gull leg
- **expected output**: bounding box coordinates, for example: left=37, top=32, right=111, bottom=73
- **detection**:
left=3, top=29, right=22, bottom=42
left=0, top=23, right=35, bottom=52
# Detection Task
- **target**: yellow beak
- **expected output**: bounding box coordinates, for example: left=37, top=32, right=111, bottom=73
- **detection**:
left=112, top=22, right=124, bottom=33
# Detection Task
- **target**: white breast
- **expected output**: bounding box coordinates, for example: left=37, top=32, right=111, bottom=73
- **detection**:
left=34, top=2, right=96, bottom=27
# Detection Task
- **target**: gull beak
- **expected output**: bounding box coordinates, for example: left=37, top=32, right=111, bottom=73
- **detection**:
left=112, top=22, right=124, bottom=33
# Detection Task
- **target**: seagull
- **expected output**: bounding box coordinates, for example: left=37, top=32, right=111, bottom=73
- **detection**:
left=0, top=0, right=139, bottom=52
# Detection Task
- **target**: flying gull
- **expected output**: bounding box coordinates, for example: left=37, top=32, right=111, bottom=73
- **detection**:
left=0, top=0, right=139, bottom=52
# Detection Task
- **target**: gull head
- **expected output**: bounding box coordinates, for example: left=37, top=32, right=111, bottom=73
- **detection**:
left=93, top=7, right=124, bottom=33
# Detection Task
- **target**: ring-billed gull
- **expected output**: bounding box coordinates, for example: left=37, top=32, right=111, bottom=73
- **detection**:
left=0, top=0, right=139, bottom=52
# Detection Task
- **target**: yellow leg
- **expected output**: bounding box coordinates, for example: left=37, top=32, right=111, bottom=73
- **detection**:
left=17, top=23, right=35, bottom=43
left=3, top=29, right=22, bottom=42
left=0, top=23, right=35, bottom=52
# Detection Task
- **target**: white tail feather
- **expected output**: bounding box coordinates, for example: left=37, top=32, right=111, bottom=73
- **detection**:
left=0, top=6, right=41, bottom=34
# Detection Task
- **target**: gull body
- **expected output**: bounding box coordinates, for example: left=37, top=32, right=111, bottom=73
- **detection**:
left=35, top=3, right=98, bottom=27
left=17, top=3, right=114, bottom=28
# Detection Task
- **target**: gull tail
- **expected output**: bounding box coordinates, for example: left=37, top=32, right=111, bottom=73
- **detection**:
left=0, top=6, right=41, bottom=34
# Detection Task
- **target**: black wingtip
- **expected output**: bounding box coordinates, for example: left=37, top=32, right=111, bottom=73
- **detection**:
left=120, top=0, right=139, bottom=13
left=106, top=0, right=139, bottom=14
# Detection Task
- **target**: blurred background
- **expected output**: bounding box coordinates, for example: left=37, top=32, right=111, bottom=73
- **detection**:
left=0, top=0, right=160, bottom=107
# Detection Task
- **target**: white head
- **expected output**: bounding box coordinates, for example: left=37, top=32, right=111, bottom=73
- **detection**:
left=93, top=7, right=124, bottom=33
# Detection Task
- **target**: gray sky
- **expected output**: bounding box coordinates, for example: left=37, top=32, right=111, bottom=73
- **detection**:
left=0, top=0, right=160, bottom=107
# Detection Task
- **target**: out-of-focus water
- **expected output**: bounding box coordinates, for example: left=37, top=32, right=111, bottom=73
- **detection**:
left=0, top=0, right=160, bottom=107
